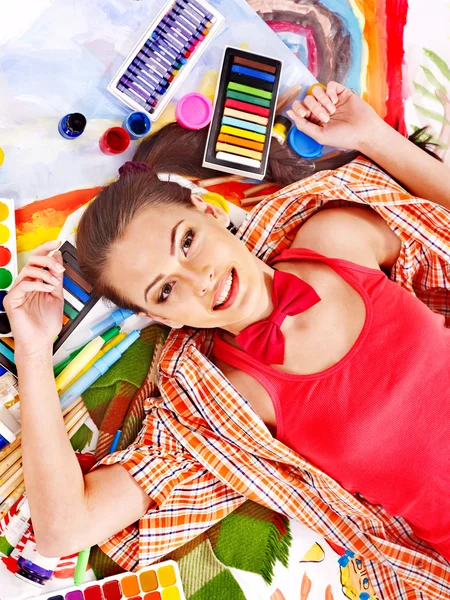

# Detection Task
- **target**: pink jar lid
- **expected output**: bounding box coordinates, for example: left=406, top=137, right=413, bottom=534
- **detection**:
left=176, top=93, right=213, bottom=130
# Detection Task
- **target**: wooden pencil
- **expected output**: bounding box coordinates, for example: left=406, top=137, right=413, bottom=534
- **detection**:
left=240, top=194, right=269, bottom=207
left=0, top=436, right=21, bottom=462
left=62, top=395, right=84, bottom=418
left=197, top=174, right=241, bottom=187
left=0, top=447, right=21, bottom=477
left=0, top=483, right=26, bottom=518
left=276, top=84, right=302, bottom=114
left=67, top=411, right=89, bottom=440
left=64, top=405, right=88, bottom=434
left=0, top=469, right=24, bottom=503
left=0, top=459, right=22, bottom=486
left=242, top=182, right=273, bottom=198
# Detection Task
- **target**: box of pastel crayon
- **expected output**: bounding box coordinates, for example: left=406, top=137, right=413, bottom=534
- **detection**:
left=107, top=0, right=224, bottom=120
left=202, top=47, right=282, bottom=180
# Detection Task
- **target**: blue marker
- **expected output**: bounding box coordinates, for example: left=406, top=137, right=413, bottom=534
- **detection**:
left=59, top=330, right=141, bottom=409
left=231, top=65, right=276, bottom=83
left=109, top=430, right=122, bottom=453
left=58, top=113, right=87, bottom=140
left=90, top=308, right=134, bottom=337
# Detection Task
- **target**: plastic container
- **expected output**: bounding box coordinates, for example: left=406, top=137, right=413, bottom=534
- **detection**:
left=122, top=112, right=151, bottom=140
left=176, top=92, right=213, bottom=129
left=58, top=113, right=87, bottom=139
left=15, top=540, right=60, bottom=587
left=99, top=127, right=131, bottom=155
left=288, top=128, right=323, bottom=159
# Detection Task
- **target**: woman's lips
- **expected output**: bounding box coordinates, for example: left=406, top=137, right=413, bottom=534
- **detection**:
left=214, top=268, right=239, bottom=311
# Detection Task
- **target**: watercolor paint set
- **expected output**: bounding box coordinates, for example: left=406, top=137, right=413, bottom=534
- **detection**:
left=203, top=47, right=282, bottom=180
left=0, top=198, right=18, bottom=339
left=107, top=0, right=224, bottom=120
left=26, top=560, right=186, bottom=600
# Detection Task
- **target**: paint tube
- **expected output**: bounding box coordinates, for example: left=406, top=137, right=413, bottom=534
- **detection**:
left=0, top=497, right=31, bottom=557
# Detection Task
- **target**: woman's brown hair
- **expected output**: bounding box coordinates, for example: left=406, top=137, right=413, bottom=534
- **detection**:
left=77, top=122, right=440, bottom=310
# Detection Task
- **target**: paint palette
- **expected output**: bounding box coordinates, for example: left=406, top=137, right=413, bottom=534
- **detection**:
left=203, top=47, right=282, bottom=180
left=107, top=0, right=224, bottom=120
left=54, top=241, right=99, bottom=353
left=0, top=199, right=18, bottom=338
left=27, top=560, right=186, bottom=600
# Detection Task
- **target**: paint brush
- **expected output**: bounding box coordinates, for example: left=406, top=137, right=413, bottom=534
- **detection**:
left=242, top=182, right=273, bottom=197
left=240, top=194, right=269, bottom=207
left=0, top=483, right=25, bottom=518
left=276, top=84, right=302, bottom=114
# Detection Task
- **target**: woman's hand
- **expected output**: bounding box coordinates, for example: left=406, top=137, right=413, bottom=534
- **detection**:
left=4, top=240, right=64, bottom=358
left=287, top=82, right=386, bottom=151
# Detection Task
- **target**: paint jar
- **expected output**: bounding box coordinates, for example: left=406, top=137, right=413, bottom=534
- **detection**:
left=176, top=92, right=213, bottom=130
left=58, top=113, right=87, bottom=140
left=288, top=128, right=323, bottom=159
left=0, top=497, right=30, bottom=557
left=0, top=421, right=15, bottom=450
left=272, top=115, right=292, bottom=145
left=15, top=540, right=60, bottom=587
left=99, top=127, right=131, bottom=155
left=306, top=83, right=327, bottom=96
left=122, top=111, right=151, bottom=140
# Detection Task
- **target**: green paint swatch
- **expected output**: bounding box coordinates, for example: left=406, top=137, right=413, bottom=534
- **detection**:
left=64, top=300, right=78, bottom=320
left=0, top=268, right=12, bottom=289
left=226, top=90, right=271, bottom=108
left=228, top=82, right=272, bottom=100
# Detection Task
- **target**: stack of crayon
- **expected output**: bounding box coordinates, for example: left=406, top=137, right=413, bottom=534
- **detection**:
left=108, top=0, right=224, bottom=119
left=203, top=48, right=282, bottom=180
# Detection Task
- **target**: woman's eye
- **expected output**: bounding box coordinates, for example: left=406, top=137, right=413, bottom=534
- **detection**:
left=159, top=282, right=173, bottom=303
left=182, top=229, right=195, bottom=255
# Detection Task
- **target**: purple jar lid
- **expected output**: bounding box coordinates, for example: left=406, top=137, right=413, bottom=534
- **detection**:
left=176, top=93, right=213, bottom=130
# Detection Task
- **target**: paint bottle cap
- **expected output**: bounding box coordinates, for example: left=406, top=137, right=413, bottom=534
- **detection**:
left=122, top=112, right=151, bottom=140
left=0, top=421, right=15, bottom=450
left=307, top=83, right=327, bottom=96
left=99, top=127, right=131, bottom=155
left=288, top=128, right=323, bottom=159
left=66, top=113, right=87, bottom=135
left=176, top=93, right=213, bottom=130
left=272, top=115, right=292, bottom=144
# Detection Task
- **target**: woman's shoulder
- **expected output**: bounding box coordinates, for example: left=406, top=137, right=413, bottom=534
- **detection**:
left=290, top=206, right=401, bottom=270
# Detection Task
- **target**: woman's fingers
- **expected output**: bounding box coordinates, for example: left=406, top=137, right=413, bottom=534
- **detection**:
left=30, top=240, right=61, bottom=257
left=304, top=95, right=331, bottom=123
left=16, top=266, right=61, bottom=287
left=326, top=81, right=346, bottom=104
left=286, top=109, right=324, bottom=144
left=312, top=85, right=336, bottom=114
left=25, top=254, right=65, bottom=275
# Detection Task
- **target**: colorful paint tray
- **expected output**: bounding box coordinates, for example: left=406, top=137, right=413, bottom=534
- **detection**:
left=0, top=198, right=18, bottom=338
left=203, top=47, right=282, bottom=180
left=107, top=0, right=224, bottom=120
left=26, top=560, right=186, bottom=600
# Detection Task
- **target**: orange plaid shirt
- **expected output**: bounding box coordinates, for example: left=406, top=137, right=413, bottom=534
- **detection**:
left=99, top=158, right=450, bottom=599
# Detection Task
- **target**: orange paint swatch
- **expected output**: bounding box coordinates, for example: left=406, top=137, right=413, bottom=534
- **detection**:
left=121, top=574, right=140, bottom=597
left=218, top=133, right=264, bottom=152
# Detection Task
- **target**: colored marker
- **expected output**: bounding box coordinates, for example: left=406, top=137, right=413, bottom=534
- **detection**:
left=59, top=330, right=141, bottom=409
left=55, top=335, right=105, bottom=391
left=89, top=308, right=134, bottom=337
left=53, top=326, right=120, bottom=376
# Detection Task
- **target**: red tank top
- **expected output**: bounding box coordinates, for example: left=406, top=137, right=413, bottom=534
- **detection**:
left=213, top=248, right=450, bottom=559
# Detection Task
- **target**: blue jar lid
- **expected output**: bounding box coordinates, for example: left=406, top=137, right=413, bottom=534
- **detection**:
left=288, top=128, right=323, bottom=159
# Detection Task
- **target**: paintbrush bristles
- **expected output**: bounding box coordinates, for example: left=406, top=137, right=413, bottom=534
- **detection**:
left=276, top=84, right=302, bottom=114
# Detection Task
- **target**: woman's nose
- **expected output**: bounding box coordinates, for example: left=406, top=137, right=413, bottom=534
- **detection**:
left=193, top=266, right=214, bottom=296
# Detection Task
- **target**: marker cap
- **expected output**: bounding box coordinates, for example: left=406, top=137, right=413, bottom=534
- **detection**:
left=176, top=93, right=213, bottom=130
left=288, top=128, right=323, bottom=159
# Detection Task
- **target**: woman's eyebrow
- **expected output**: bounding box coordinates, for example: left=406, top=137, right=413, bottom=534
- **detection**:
left=144, top=220, right=185, bottom=302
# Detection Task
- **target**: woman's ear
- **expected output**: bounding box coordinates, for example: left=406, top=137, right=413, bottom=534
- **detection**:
left=190, top=195, right=230, bottom=228
left=138, top=311, right=184, bottom=329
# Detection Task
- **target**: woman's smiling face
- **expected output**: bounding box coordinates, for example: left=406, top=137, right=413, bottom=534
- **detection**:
left=106, top=196, right=265, bottom=330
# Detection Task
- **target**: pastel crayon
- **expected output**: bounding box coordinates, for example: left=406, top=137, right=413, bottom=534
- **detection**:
left=162, top=14, right=192, bottom=37
left=148, top=35, right=189, bottom=62
left=224, top=98, right=270, bottom=117
left=217, top=133, right=264, bottom=152
left=233, top=55, right=277, bottom=74
left=133, top=56, right=166, bottom=77
left=117, top=84, right=146, bottom=107
left=64, top=301, right=78, bottom=320
left=228, top=82, right=272, bottom=100
left=152, top=26, right=185, bottom=51
left=229, top=72, right=274, bottom=92
left=146, top=40, right=180, bottom=63
left=156, top=21, right=193, bottom=46
left=216, top=151, right=261, bottom=169
left=231, top=64, right=276, bottom=83
left=221, top=116, right=267, bottom=135
left=121, top=75, right=155, bottom=97
left=216, top=142, right=263, bottom=161
left=119, top=79, right=151, bottom=101
left=226, top=90, right=271, bottom=108
left=137, top=47, right=171, bottom=68
left=178, top=0, right=214, bottom=21
left=220, top=125, right=265, bottom=143
left=173, top=5, right=209, bottom=29
left=128, top=65, right=163, bottom=89
left=223, top=108, right=268, bottom=126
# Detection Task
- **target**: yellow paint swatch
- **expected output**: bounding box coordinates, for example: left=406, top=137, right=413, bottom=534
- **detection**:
left=0, top=225, right=10, bottom=244
left=0, top=202, right=9, bottom=222
left=223, top=107, right=268, bottom=125
left=220, top=125, right=265, bottom=143
left=158, top=564, right=177, bottom=587
left=216, top=142, right=262, bottom=161
left=161, top=587, right=181, bottom=600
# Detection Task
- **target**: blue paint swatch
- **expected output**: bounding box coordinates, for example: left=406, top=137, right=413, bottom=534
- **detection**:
left=231, top=64, right=276, bottom=83
left=221, top=116, right=267, bottom=134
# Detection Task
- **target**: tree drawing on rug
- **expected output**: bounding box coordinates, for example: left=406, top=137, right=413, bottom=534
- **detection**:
left=413, top=48, right=450, bottom=165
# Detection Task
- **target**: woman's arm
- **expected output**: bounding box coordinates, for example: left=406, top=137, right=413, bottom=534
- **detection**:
left=287, top=82, right=450, bottom=210
left=5, top=242, right=150, bottom=557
